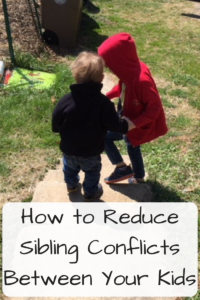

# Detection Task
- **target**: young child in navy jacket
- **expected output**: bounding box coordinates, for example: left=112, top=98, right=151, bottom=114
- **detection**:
left=52, top=51, right=134, bottom=200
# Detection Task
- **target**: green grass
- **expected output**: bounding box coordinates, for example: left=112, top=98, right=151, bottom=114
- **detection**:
left=184, top=290, right=200, bottom=300
left=0, top=62, right=74, bottom=203
left=0, top=0, right=200, bottom=297
left=0, top=64, right=73, bottom=147
left=0, top=210, right=2, bottom=295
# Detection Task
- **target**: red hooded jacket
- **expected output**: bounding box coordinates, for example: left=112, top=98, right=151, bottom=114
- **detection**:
left=98, top=33, right=168, bottom=146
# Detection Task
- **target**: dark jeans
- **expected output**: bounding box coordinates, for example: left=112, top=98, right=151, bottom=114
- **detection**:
left=63, top=154, right=102, bottom=194
left=104, top=131, right=145, bottom=178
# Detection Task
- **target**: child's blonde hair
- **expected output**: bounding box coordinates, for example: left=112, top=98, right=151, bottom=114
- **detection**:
left=71, top=51, right=104, bottom=83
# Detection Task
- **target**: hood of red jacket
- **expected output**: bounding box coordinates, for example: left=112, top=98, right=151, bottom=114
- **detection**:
left=98, top=33, right=140, bottom=85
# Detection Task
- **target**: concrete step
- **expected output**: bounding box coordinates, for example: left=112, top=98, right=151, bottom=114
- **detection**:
left=32, top=155, right=152, bottom=203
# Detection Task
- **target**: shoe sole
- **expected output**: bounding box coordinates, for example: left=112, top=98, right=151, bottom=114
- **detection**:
left=104, top=173, right=134, bottom=184
left=84, top=190, right=103, bottom=201
left=67, top=187, right=78, bottom=193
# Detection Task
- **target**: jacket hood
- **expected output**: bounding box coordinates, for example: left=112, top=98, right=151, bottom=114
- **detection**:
left=70, top=81, right=103, bottom=104
left=98, top=33, right=140, bottom=85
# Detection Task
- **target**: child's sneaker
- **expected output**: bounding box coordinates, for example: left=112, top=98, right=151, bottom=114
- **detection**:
left=84, top=184, right=103, bottom=201
left=128, top=177, right=145, bottom=184
left=104, top=165, right=134, bottom=184
left=67, top=185, right=78, bottom=193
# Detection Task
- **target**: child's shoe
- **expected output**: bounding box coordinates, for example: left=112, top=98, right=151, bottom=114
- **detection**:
left=128, top=177, right=145, bottom=184
left=104, top=165, right=134, bottom=184
left=84, top=184, right=103, bottom=201
left=67, top=185, right=78, bottom=193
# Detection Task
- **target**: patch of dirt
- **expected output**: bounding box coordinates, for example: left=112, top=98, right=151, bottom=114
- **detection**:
left=154, top=76, right=171, bottom=89
left=167, top=100, right=200, bottom=121
left=101, top=72, right=118, bottom=94
left=0, top=0, right=46, bottom=62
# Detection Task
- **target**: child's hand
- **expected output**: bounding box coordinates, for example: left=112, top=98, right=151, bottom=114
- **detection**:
left=122, top=116, right=136, bottom=131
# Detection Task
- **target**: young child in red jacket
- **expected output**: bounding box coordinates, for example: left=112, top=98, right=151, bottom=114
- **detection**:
left=98, top=32, right=168, bottom=184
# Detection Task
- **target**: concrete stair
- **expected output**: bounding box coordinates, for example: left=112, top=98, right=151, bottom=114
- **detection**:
left=32, top=155, right=152, bottom=203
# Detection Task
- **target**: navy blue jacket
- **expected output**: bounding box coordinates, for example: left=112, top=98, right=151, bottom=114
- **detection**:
left=52, top=81, right=128, bottom=157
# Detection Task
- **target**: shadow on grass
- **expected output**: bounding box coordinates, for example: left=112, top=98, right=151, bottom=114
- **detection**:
left=148, top=180, right=186, bottom=202
left=83, top=0, right=100, bottom=14
left=46, top=12, right=108, bottom=57
left=181, top=13, right=200, bottom=19
left=78, top=12, right=108, bottom=51
left=109, top=180, right=185, bottom=203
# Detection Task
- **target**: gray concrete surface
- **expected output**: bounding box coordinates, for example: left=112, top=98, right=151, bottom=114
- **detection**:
left=32, top=155, right=152, bottom=203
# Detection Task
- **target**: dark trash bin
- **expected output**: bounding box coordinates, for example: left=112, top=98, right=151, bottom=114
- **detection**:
left=41, top=0, right=83, bottom=47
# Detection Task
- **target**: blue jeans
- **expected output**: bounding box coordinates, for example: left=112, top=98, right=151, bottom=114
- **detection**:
left=63, top=154, right=102, bottom=194
left=104, top=131, right=145, bottom=178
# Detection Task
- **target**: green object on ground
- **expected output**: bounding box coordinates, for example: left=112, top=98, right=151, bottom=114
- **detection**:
left=7, top=68, right=56, bottom=89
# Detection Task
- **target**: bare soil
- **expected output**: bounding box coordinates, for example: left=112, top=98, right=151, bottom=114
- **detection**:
left=0, top=0, right=45, bottom=62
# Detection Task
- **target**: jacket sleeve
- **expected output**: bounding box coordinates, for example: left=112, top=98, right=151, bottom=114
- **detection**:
left=52, top=96, right=67, bottom=133
left=102, top=99, right=128, bottom=134
left=106, top=82, right=121, bottom=99
left=133, top=80, right=163, bottom=128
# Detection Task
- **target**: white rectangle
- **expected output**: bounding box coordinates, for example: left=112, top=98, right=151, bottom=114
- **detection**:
left=2, top=202, right=198, bottom=297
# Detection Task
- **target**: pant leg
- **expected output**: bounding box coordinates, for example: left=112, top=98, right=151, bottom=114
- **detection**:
left=79, top=155, right=102, bottom=194
left=124, top=136, right=145, bottom=178
left=63, top=155, right=80, bottom=188
left=104, top=131, right=124, bottom=165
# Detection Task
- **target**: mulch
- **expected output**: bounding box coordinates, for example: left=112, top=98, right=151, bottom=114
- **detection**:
left=0, top=0, right=45, bottom=62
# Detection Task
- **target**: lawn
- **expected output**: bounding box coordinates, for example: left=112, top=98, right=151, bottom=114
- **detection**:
left=0, top=0, right=199, bottom=297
